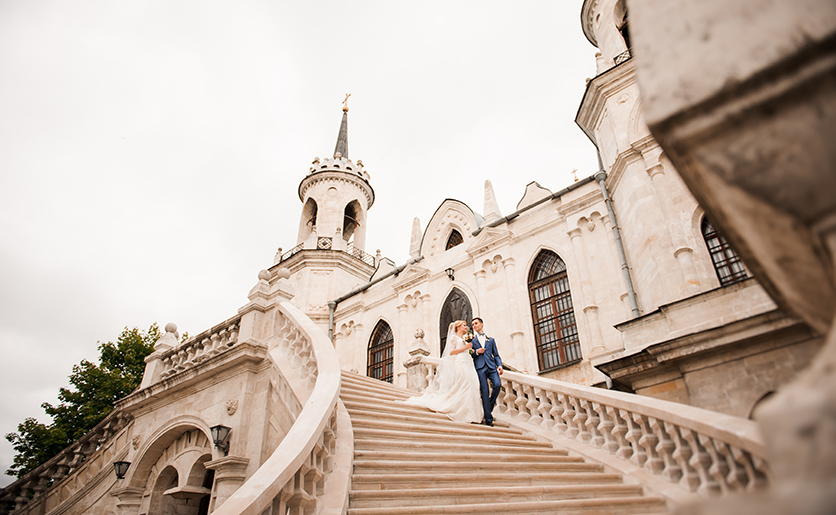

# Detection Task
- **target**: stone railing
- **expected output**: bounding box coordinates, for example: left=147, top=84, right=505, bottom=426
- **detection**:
left=212, top=300, right=346, bottom=515
left=412, top=356, right=768, bottom=499
left=0, top=410, right=133, bottom=515
left=159, top=316, right=240, bottom=379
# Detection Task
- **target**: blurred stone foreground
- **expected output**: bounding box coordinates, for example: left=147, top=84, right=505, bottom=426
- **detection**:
left=627, top=0, right=836, bottom=513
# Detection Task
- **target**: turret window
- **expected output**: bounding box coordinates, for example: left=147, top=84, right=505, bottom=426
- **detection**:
left=446, top=230, right=463, bottom=250
left=702, top=217, right=747, bottom=286
left=528, top=250, right=581, bottom=371
left=367, top=321, right=394, bottom=383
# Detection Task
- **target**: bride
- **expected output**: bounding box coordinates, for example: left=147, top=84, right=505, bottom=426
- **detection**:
left=404, top=320, right=483, bottom=423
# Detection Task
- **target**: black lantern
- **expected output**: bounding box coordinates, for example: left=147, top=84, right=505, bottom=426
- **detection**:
left=445, top=268, right=455, bottom=281
left=210, top=425, right=231, bottom=456
left=113, top=460, right=131, bottom=479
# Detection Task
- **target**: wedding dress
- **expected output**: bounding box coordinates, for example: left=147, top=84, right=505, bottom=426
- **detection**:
left=404, top=330, right=483, bottom=423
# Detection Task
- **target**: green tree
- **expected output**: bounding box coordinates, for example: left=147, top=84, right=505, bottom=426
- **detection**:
left=5, top=324, right=165, bottom=478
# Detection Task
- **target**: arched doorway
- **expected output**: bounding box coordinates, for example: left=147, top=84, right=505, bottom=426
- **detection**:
left=439, top=288, right=472, bottom=356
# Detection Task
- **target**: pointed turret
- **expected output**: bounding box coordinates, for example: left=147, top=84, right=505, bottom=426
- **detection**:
left=334, top=107, right=349, bottom=159
left=483, top=179, right=502, bottom=222
left=297, top=101, right=374, bottom=253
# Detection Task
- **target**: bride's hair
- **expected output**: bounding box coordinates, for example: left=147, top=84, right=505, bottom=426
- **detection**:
left=450, top=320, right=466, bottom=334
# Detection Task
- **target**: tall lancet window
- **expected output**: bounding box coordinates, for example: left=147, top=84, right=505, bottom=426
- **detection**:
left=528, top=250, right=581, bottom=371
left=343, top=201, right=360, bottom=243
left=446, top=230, right=463, bottom=250
left=367, top=321, right=394, bottom=383
left=702, top=217, right=748, bottom=286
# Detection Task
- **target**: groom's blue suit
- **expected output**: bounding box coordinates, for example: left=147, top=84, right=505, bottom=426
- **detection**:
left=471, top=333, right=503, bottom=425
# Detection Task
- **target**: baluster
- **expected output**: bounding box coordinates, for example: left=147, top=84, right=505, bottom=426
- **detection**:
left=621, top=409, right=647, bottom=466
left=546, top=391, right=565, bottom=434
left=228, top=323, right=239, bottom=345
left=208, top=334, right=221, bottom=356
left=665, top=422, right=700, bottom=491
left=514, top=384, right=530, bottom=421
left=633, top=413, right=663, bottom=474
left=681, top=428, right=721, bottom=497
left=715, top=442, right=748, bottom=492
left=594, top=402, right=619, bottom=454
left=581, top=400, right=603, bottom=448
left=731, top=447, right=768, bottom=492
left=559, top=394, right=579, bottom=439
left=647, top=417, right=681, bottom=483
left=525, top=385, right=543, bottom=426
left=570, top=397, right=590, bottom=443
left=608, top=407, right=632, bottom=460
left=534, top=388, right=553, bottom=429
left=699, top=434, right=730, bottom=495
left=503, top=381, right=521, bottom=418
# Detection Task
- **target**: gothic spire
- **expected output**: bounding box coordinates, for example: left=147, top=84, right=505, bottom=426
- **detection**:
left=334, top=95, right=350, bottom=158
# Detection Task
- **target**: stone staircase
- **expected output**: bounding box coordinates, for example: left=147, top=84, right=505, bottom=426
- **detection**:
left=340, top=371, right=670, bottom=514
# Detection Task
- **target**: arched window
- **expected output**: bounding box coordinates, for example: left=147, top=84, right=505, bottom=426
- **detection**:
left=702, top=217, right=747, bottom=286
left=528, top=250, right=581, bottom=371
left=439, top=288, right=472, bottom=356
left=446, top=229, right=463, bottom=250
left=343, top=200, right=360, bottom=243
left=367, top=321, right=394, bottom=383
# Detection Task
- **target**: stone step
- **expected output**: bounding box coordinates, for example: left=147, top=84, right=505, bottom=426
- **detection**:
left=354, top=449, right=569, bottom=462
left=349, top=483, right=647, bottom=509
left=341, top=385, right=410, bottom=402
left=350, top=471, right=626, bottom=491
left=348, top=414, right=522, bottom=438
left=352, top=427, right=549, bottom=449
left=352, top=459, right=601, bottom=476
left=352, top=436, right=563, bottom=455
left=346, top=495, right=669, bottom=514
left=341, top=372, right=406, bottom=392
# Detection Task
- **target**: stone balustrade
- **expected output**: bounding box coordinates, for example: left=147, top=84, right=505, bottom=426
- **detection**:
left=159, top=317, right=240, bottom=379
left=413, top=356, right=769, bottom=499
left=211, top=300, right=346, bottom=515
left=0, top=410, right=133, bottom=515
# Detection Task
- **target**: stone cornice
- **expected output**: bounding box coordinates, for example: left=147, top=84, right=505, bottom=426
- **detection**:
left=298, top=170, right=375, bottom=209
left=465, top=226, right=514, bottom=259
left=118, top=342, right=269, bottom=416
left=556, top=188, right=605, bottom=218
left=391, top=265, right=431, bottom=292
left=576, top=59, right=638, bottom=142
left=277, top=249, right=376, bottom=279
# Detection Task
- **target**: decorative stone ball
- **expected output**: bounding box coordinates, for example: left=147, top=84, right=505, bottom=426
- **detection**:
left=276, top=268, right=291, bottom=280
left=414, top=329, right=425, bottom=339
left=165, top=322, right=178, bottom=334
left=258, top=269, right=271, bottom=282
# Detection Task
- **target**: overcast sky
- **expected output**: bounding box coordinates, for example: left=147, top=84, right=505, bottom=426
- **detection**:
left=0, top=0, right=598, bottom=486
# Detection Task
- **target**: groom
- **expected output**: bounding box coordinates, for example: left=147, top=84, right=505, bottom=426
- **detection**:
left=470, top=317, right=503, bottom=426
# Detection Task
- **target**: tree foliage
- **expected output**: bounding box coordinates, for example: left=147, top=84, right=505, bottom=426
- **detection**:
left=5, top=324, right=164, bottom=479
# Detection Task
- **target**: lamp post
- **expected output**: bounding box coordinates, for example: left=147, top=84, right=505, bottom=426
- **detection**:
left=210, top=425, right=232, bottom=456
left=445, top=268, right=455, bottom=281
left=113, top=461, right=131, bottom=480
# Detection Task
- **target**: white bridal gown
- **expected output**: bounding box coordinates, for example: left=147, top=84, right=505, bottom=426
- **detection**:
left=404, top=335, right=483, bottom=423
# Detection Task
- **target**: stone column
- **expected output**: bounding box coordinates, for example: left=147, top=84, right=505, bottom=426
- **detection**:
left=646, top=161, right=701, bottom=293
left=396, top=303, right=409, bottom=387
left=204, top=456, right=250, bottom=512
left=500, top=257, right=533, bottom=371
left=473, top=269, right=489, bottom=320
left=568, top=228, right=605, bottom=356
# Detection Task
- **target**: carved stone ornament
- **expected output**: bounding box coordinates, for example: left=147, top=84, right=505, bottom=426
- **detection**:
left=226, top=399, right=239, bottom=416
left=132, top=435, right=142, bottom=450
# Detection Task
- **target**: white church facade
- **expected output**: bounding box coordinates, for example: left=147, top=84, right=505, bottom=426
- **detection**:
left=3, top=0, right=833, bottom=513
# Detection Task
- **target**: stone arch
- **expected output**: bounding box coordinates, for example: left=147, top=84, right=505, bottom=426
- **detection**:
left=126, top=417, right=217, bottom=490
left=438, top=287, right=474, bottom=356
left=298, top=198, right=318, bottom=243
left=367, top=319, right=394, bottom=383
left=420, top=199, right=482, bottom=257
left=343, top=199, right=363, bottom=245
left=147, top=465, right=179, bottom=515
left=527, top=249, right=582, bottom=371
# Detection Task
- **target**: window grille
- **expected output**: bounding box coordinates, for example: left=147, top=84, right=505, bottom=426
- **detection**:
left=528, top=251, right=581, bottom=371
left=367, top=321, right=394, bottom=383
left=702, top=217, right=748, bottom=286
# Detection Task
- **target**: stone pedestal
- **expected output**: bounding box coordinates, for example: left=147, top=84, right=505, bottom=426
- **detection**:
left=404, top=330, right=430, bottom=392
left=204, top=455, right=250, bottom=512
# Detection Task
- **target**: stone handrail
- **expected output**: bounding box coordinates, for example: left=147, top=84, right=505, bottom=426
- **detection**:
left=416, top=356, right=769, bottom=498
left=0, top=409, right=133, bottom=515
left=159, top=316, right=240, bottom=379
left=212, top=300, right=344, bottom=515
